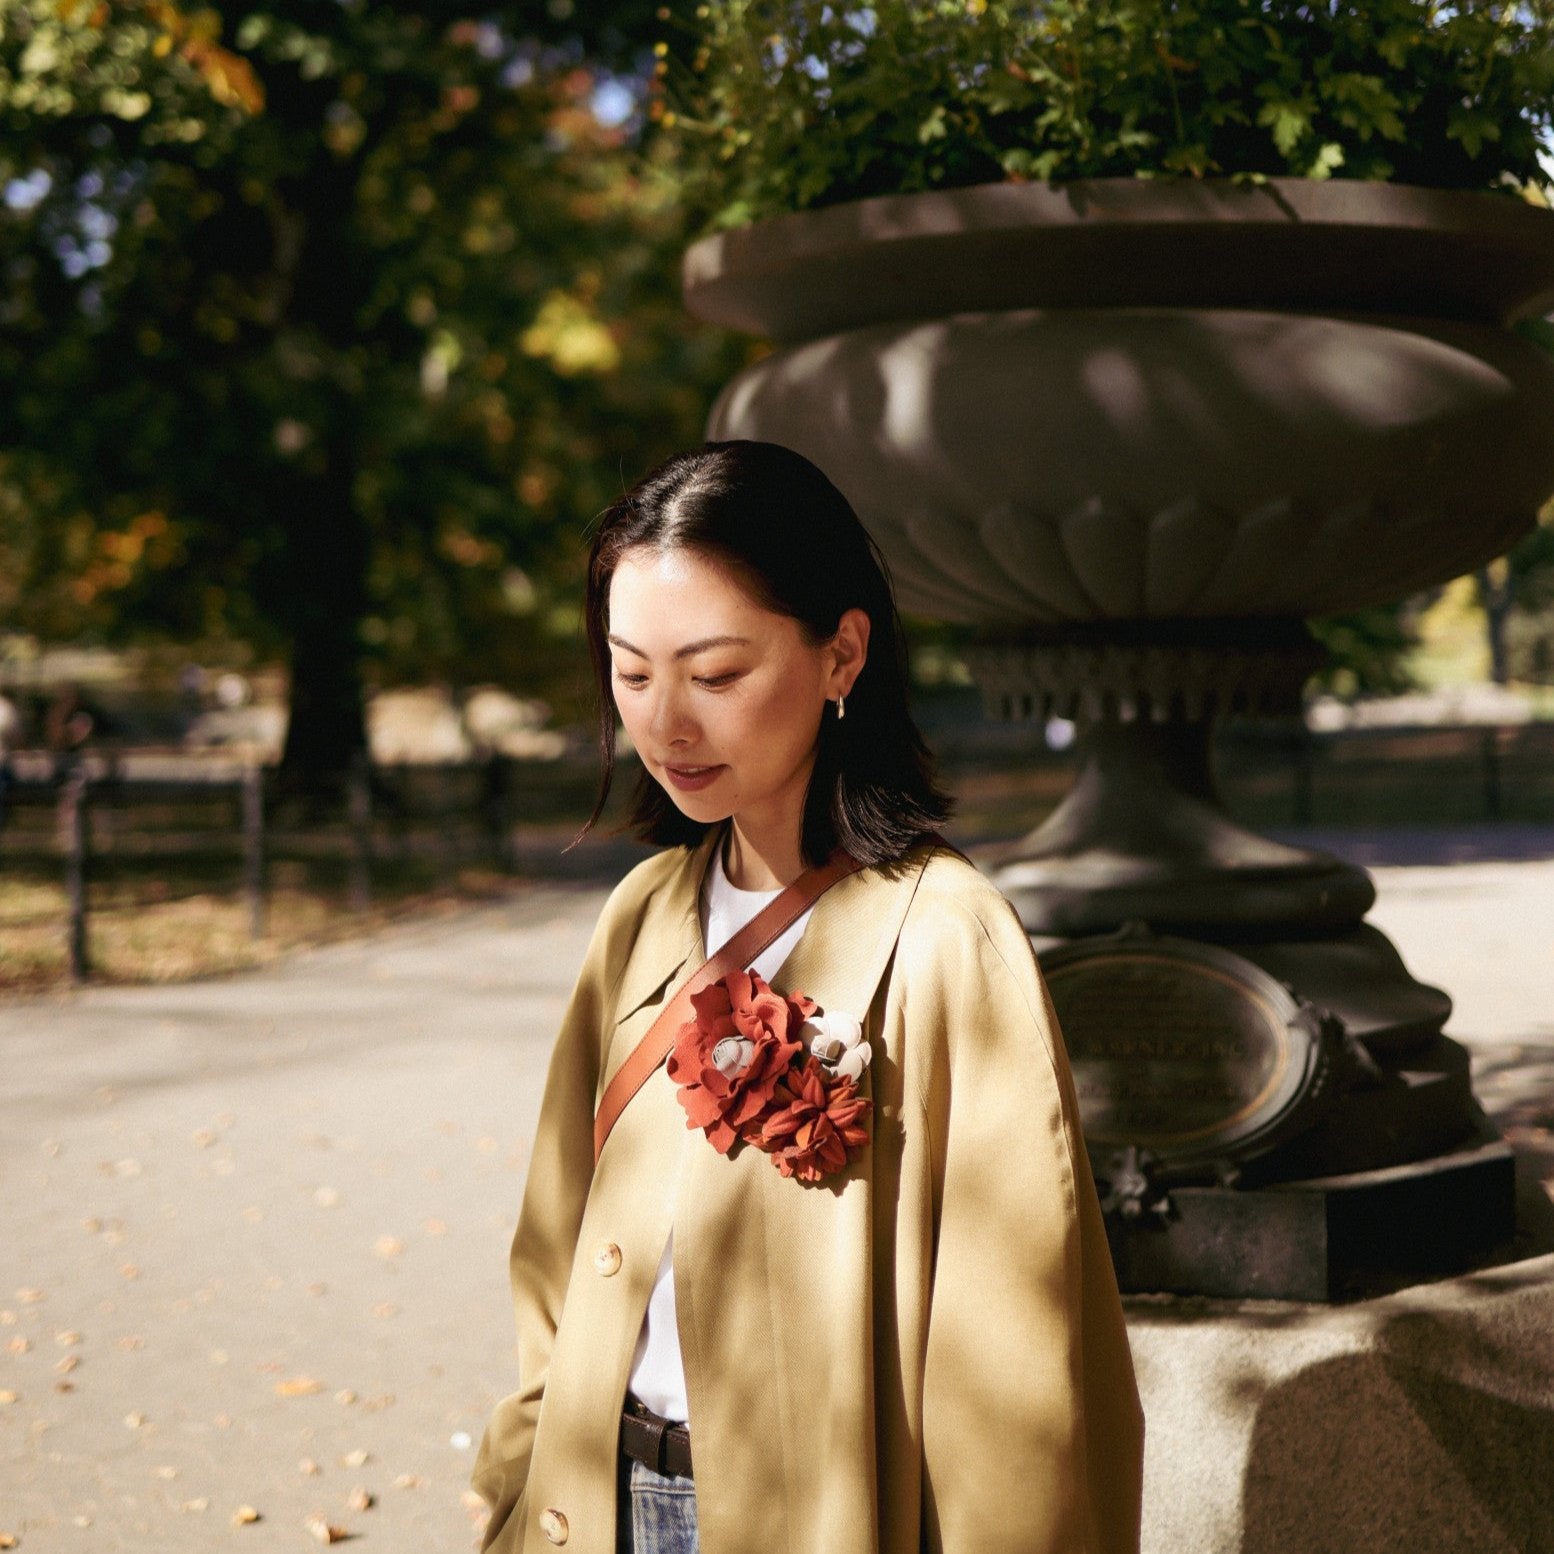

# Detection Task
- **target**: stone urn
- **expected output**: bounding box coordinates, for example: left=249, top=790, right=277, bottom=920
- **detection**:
left=685, top=178, right=1554, bottom=1295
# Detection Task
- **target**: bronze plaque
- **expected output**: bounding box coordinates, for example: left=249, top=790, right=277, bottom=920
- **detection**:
left=1041, top=935, right=1329, bottom=1164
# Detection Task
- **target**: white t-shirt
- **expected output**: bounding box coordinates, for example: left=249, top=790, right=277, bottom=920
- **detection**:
left=624, top=842, right=816, bottom=1424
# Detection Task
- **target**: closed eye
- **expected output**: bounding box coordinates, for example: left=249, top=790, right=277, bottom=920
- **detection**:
left=694, top=671, right=742, bottom=689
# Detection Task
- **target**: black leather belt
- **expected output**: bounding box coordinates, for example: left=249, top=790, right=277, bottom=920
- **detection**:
left=620, top=1399, right=693, bottom=1480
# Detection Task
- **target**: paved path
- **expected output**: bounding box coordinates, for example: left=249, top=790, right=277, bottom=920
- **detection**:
left=2, top=836, right=1551, bottom=1552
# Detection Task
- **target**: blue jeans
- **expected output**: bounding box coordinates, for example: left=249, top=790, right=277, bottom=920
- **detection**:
left=617, top=1455, right=699, bottom=1554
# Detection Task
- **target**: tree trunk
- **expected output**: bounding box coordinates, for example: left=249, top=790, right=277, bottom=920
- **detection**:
left=1475, top=564, right=1512, bottom=686
left=277, top=455, right=370, bottom=802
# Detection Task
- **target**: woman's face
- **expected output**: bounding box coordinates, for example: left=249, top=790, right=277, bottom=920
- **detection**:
left=607, top=545, right=866, bottom=845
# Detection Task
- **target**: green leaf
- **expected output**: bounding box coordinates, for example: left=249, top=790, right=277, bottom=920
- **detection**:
left=917, top=104, right=948, bottom=144
left=1308, top=141, right=1346, bottom=180
left=1256, top=98, right=1311, bottom=157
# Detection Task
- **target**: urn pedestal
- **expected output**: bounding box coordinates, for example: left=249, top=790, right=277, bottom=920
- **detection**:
left=685, top=179, right=1554, bottom=1296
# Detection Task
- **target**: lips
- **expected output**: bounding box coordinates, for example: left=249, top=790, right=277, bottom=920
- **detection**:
left=663, top=763, right=727, bottom=793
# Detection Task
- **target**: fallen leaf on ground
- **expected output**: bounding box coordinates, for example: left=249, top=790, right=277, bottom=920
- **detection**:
left=119, top=1265, right=140, bottom=1281
left=346, top=1488, right=374, bottom=1512
left=70, top=1517, right=90, bottom=1528
left=423, top=1218, right=447, bottom=1236
left=373, top=1236, right=404, bottom=1259
left=6, top=1337, right=29, bottom=1355
left=307, top=1283, right=328, bottom=1297
left=112, top=1159, right=142, bottom=1177
left=372, top=1303, right=397, bottom=1319
left=54, top=1355, right=78, bottom=1375
left=334, top=1390, right=356, bottom=1406
left=0, top=1531, right=18, bottom=1547
left=118, top=1336, right=145, bottom=1350
left=53, top=1381, right=75, bottom=1393
left=180, top=1498, right=209, bottom=1513
left=243, top=1207, right=265, bottom=1224
left=304, top=1514, right=349, bottom=1544
left=124, top=1411, right=146, bottom=1428
left=0, top=1391, right=17, bottom=1405
left=15, top=1289, right=43, bottom=1304
left=340, top=1449, right=369, bottom=1468
left=314, top=1187, right=341, bottom=1208
left=276, top=1377, right=323, bottom=1398
left=231, top=1505, right=261, bottom=1525
left=393, top=1474, right=424, bottom=1490
left=299, top=1459, right=321, bottom=1476
left=361, top=1394, right=395, bottom=1412
left=81, top=1218, right=100, bottom=1233
left=191, top=1130, right=217, bottom=1148
left=461, top=1490, right=486, bottom=1510
left=55, top=1331, right=81, bottom=1347
left=155, top=1465, right=179, bottom=1480
left=0, top=1311, right=15, bottom=1325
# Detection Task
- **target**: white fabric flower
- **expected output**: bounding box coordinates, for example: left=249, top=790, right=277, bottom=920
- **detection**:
left=799, top=1009, right=870, bottom=1082
left=711, top=1035, right=756, bottom=1079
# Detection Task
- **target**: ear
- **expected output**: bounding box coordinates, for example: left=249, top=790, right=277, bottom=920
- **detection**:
left=827, top=608, right=871, bottom=699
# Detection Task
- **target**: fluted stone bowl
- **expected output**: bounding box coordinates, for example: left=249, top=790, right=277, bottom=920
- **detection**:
left=685, top=180, right=1554, bottom=627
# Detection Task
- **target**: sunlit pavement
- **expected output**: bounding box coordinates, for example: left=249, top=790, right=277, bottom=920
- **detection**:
left=2, top=831, right=1551, bottom=1552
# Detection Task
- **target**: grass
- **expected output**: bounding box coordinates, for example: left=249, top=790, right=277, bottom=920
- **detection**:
left=0, top=859, right=522, bottom=996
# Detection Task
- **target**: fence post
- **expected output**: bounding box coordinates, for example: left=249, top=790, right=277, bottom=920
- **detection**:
left=483, top=753, right=516, bottom=872
left=1482, top=727, right=1503, bottom=822
left=1292, top=725, right=1315, bottom=828
left=242, top=764, right=266, bottom=940
left=348, top=753, right=373, bottom=912
left=60, top=765, right=90, bottom=983
left=436, top=768, right=459, bottom=888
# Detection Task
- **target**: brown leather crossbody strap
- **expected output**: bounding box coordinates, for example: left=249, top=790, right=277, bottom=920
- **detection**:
left=592, top=848, right=864, bottom=1164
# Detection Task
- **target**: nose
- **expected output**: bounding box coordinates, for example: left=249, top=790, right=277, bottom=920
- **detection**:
left=646, top=681, right=697, bottom=749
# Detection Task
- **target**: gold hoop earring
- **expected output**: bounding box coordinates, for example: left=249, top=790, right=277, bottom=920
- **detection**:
left=835, top=694, right=846, bottom=721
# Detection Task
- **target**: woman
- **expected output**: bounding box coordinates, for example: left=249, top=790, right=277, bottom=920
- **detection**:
left=472, top=441, right=1144, bottom=1554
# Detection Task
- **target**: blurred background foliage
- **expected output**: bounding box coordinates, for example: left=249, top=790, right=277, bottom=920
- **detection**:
left=2, top=1, right=1553, bottom=802
left=0, top=0, right=740, bottom=793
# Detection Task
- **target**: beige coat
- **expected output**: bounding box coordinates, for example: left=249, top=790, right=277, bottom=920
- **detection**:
left=473, top=830, right=1144, bottom=1554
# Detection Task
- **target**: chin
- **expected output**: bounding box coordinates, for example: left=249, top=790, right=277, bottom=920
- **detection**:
left=655, top=780, right=732, bottom=827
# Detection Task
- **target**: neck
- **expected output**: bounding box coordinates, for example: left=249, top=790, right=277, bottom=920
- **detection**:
left=723, top=817, right=807, bottom=891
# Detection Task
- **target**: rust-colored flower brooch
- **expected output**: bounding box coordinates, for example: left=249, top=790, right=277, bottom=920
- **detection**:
left=667, top=969, right=872, bottom=1183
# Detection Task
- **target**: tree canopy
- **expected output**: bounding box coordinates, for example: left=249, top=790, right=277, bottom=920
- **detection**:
left=0, top=1, right=735, bottom=789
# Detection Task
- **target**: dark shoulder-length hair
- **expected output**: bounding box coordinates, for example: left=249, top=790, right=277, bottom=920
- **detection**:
left=581, top=439, right=952, bottom=869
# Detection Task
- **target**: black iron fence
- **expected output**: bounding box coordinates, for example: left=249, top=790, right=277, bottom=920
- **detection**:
left=2, top=720, right=1551, bottom=982
left=0, top=749, right=601, bottom=981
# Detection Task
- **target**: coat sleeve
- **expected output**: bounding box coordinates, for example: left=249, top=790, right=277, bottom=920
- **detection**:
left=907, top=883, right=1144, bottom=1554
left=469, top=877, right=640, bottom=1552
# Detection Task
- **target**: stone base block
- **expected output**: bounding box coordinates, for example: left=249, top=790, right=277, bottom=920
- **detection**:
left=1127, top=1253, right=1554, bottom=1554
left=1110, top=1132, right=1515, bottom=1301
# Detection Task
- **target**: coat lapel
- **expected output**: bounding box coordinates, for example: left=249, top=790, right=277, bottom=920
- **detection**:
left=600, top=831, right=719, bottom=1087
left=766, top=851, right=930, bottom=1027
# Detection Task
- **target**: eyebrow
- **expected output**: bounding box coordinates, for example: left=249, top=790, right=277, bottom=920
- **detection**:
left=607, top=633, right=752, bottom=661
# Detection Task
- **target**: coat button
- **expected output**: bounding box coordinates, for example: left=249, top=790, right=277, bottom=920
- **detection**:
left=592, top=1241, right=622, bottom=1277
left=539, top=1507, right=569, bottom=1544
